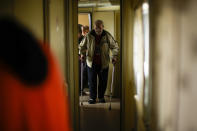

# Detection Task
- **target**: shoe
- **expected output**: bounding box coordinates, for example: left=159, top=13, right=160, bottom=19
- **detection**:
left=98, top=98, right=106, bottom=103
left=88, top=99, right=96, bottom=104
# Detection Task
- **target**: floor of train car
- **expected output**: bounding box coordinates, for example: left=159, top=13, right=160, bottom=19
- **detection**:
left=80, top=95, right=120, bottom=131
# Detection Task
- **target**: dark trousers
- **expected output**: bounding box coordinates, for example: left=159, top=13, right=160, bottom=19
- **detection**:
left=87, top=64, right=109, bottom=100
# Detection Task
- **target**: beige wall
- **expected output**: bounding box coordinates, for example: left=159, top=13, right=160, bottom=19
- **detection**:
left=13, top=0, right=44, bottom=40
left=48, top=0, right=79, bottom=130
left=93, top=11, right=114, bottom=37
left=48, top=0, right=66, bottom=77
left=150, top=0, right=197, bottom=130
left=150, top=0, right=180, bottom=130
left=176, top=1, right=197, bottom=130
left=78, top=13, right=90, bottom=27
left=0, top=0, right=44, bottom=40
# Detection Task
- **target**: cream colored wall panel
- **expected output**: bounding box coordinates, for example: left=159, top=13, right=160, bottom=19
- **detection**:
left=48, top=0, right=66, bottom=77
left=150, top=0, right=197, bottom=129
left=78, top=13, right=89, bottom=26
left=178, top=1, right=197, bottom=130
left=93, top=11, right=114, bottom=37
left=13, top=0, right=44, bottom=40
left=150, top=0, right=182, bottom=131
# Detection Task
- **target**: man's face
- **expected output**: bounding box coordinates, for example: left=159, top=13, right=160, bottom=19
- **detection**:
left=94, top=23, right=103, bottom=35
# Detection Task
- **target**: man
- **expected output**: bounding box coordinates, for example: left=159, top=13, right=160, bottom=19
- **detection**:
left=79, top=20, right=119, bottom=104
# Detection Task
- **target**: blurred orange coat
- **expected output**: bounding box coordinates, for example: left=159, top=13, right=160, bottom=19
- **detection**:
left=0, top=44, right=71, bottom=131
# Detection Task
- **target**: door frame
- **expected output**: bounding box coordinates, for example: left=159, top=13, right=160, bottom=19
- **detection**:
left=65, top=0, right=123, bottom=131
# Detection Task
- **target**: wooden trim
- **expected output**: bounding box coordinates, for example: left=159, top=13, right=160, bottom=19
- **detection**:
left=43, top=0, right=49, bottom=44
left=64, top=0, right=79, bottom=130
left=120, top=0, right=124, bottom=130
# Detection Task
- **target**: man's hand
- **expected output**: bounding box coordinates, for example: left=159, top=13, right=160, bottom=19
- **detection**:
left=80, top=55, right=86, bottom=62
left=112, top=57, right=117, bottom=65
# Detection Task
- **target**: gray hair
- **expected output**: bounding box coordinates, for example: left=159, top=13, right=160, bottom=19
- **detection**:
left=94, top=20, right=104, bottom=27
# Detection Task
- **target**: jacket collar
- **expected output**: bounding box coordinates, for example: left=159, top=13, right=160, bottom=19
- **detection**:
left=90, top=29, right=106, bottom=38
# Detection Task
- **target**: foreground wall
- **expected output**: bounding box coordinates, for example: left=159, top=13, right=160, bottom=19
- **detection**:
left=0, top=1, right=78, bottom=130
left=150, top=0, right=197, bottom=130
left=122, top=0, right=137, bottom=130
left=0, top=0, right=43, bottom=40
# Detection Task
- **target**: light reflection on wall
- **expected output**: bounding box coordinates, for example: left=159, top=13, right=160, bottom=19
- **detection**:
left=142, top=2, right=150, bottom=107
left=133, top=2, right=151, bottom=127
left=133, top=6, right=143, bottom=99
left=142, top=2, right=152, bottom=127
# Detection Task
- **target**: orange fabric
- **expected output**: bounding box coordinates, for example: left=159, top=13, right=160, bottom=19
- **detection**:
left=0, top=44, right=71, bottom=131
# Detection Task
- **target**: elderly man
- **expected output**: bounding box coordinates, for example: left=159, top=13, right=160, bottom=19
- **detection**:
left=79, top=20, right=119, bottom=104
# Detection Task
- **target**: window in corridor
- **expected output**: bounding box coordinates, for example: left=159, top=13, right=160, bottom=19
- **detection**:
left=133, top=6, right=144, bottom=98
left=133, top=1, right=151, bottom=126
left=133, top=2, right=150, bottom=104
left=142, top=2, right=151, bottom=112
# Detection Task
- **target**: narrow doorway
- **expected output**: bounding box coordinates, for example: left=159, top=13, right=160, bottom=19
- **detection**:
left=78, top=0, right=121, bottom=131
